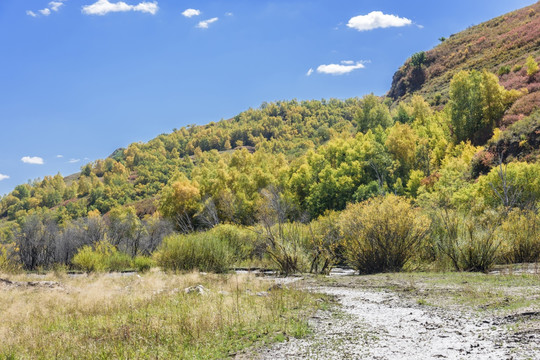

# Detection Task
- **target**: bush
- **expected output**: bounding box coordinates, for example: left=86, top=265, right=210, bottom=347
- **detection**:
left=207, top=224, right=258, bottom=264
left=72, top=240, right=133, bottom=272
left=261, top=222, right=310, bottom=275
left=133, top=256, right=154, bottom=273
left=410, top=51, right=426, bottom=67
left=106, top=251, right=133, bottom=272
left=0, top=245, right=21, bottom=274
left=498, top=65, right=510, bottom=76
left=432, top=209, right=502, bottom=272
left=154, top=232, right=233, bottom=273
left=340, top=195, right=429, bottom=274
left=498, top=209, right=540, bottom=264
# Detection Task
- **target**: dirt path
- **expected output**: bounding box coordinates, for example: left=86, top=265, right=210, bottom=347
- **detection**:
left=248, top=285, right=536, bottom=360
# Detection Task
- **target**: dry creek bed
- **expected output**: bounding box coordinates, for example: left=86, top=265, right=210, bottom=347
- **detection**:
left=240, top=273, right=540, bottom=360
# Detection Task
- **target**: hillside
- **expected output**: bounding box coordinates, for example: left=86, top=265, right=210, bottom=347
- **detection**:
left=1, top=2, right=540, bottom=275
left=388, top=1, right=540, bottom=122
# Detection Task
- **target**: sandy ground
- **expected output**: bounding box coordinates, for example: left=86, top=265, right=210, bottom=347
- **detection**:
left=240, top=281, right=539, bottom=360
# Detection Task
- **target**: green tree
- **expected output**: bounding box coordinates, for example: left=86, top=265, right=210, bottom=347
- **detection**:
left=526, top=55, right=539, bottom=77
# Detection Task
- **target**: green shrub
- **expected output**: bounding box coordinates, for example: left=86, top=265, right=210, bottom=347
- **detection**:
left=512, top=64, right=522, bottom=72
left=498, top=65, right=510, bottom=76
left=262, top=222, right=310, bottom=275
left=432, top=209, right=502, bottom=272
left=72, top=245, right=107, bottom=272
left=154, top=232, right=233, bottom=273
left=72, top=240, right=133, bottom=272
left=106, top=251, right=133, bottom=272
left=410, top=51, right=426, bottom=67
left=208, top=224, right=258, bottom=263
left=340, top=195, right=429, bottom=274
left=0, top=245, right=21, bottom=274
left=133, top=256, right=154, bottom=273
left=498, top=209, right=540, bottom=264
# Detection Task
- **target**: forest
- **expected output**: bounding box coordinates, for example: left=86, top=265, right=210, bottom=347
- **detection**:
left=1, top=55, right=540, bottom=276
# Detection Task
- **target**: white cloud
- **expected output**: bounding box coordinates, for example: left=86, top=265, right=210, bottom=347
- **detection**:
left=182, top=8, right=200, bottom=18
left=26, top=10, right=38, bottom=17
left=341, top=60, right=354, bottom=65
left=347, top=11, right=412, bottom=31
left=39, top=8, right=51, bottom=16
left=49, top=1, right=64, bottom=11
left=196, top=17, right=218, bottom=29
left=417, top=24, right=424, bottom=29
left=21, top=156, right=44, bottom=165
left=68, top=158, right=81, bottom=163
left=82, top=0, right=158, bottom=15
left=56, top=154, right=64, bottom=158
left=225, top=12, right=233, bottom=16
left=306, top=68, right=314, bottom=76
left=0, top=174, right=9, bottom=181
left=316, top=62, right=365, bottom=75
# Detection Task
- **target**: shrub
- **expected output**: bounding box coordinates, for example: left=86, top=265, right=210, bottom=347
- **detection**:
left=498, top=65, right=510, bottom=76
left=154, top=232, right=233, bottom=273
left=340, top=195, right=429, bottom=274
left=526, top=55, right=539, bottom=77
left=208, top=224, right=258, bottom=263
left=410, top=51, right=426, bottom=67
left=307, top=211, right=343, bottom=274
left=260, top=222, right=310, bottom=275
left=133, top=255, right=154, bottom=273
left=0, top=245, right=20, bottom=274
left=432, top=209, right=502, bottom=272
left=512, top=64, right=522, bottom=73
left=72, top=240, right=132, bottom=272
left=498, top=209, right=540, bottom=264
left=106, top=251, right=133, bottom=272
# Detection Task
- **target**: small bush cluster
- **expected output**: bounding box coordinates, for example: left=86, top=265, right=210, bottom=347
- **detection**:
left=154, top=231, right=233, bottom=273
left=72, top=240, right=152, bottom=273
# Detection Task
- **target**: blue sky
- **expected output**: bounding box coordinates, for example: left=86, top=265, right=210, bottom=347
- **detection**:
left=0, top=0, right=536, bottom=195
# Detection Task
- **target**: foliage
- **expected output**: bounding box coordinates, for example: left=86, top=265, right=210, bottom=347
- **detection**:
left=410, top=51, right=426, bottom=67
left=448, top=70, right=511, bottom=144
left=133, top=255, right=154, bottom=272
left=497, top=209, right=540, bottom=263
left=341, top=195, right=430, bottom=274
left=72, top=240, right=132, bottom=272
left=432, top=209, right=503, bottom=272
left=526, top=55, right=539, bottom=76
left=154, top=232, right=233, bottom=273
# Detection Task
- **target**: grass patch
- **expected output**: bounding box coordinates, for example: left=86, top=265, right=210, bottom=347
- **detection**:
left=0, top=271, right=323, bottom=359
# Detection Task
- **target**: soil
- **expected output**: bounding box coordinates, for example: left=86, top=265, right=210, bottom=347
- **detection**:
left=238, top=273, right=540, bottom=360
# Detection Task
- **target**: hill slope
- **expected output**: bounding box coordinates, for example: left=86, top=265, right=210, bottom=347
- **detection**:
left=388, top=1, right=540, bottom=121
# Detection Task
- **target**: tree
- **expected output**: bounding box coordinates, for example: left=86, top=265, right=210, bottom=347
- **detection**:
left=159, top=177, right=201, bottom=232
left=355, top=94, right=393, bottom=133
left=449, top=70, right=508, bottom=145
left=526, top=55, right=539, bottom=77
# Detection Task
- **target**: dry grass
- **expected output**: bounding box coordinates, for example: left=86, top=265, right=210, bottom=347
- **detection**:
left=0, top=271, right=321, bottom=359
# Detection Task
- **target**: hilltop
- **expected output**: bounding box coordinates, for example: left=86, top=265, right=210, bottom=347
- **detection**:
left=388, top=1, right=540, bottom=122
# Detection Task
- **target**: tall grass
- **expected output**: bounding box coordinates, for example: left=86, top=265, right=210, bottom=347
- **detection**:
left=154, top=231, right=233, bottom=273
left=0, top=272, right=322, bottom=359
left=432, top=209, right=503, bottom=272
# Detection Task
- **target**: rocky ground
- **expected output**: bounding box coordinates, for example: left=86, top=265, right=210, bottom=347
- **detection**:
left=238, top=271, right=540, bottom=360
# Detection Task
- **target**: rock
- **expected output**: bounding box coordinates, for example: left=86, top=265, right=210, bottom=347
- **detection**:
left=256, top=291, right=269, bottom=297
left=267, top=283, right=284, bottom=292
left=184, top=284, right=208, bottom=295
left=218, top=290, right=231, bottom=296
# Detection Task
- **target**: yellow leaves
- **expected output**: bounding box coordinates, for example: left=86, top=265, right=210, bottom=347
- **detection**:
left=385, top=123, right=418, bottom=170
left=526, top=55, right=539, bottom=77
left=88, top=209, right=101, bottom=218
